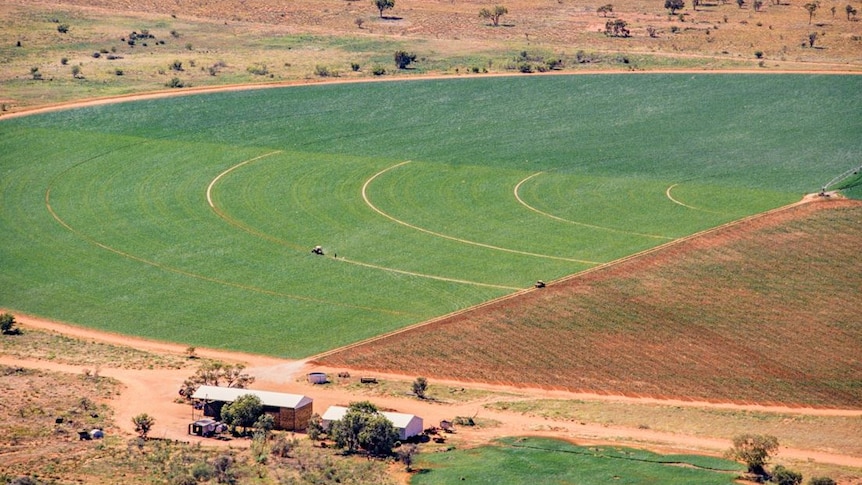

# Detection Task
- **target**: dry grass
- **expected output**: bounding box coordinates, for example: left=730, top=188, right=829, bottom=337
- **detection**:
left=1, top=0, right=860, bottom=111
left=318, top=199, right=862, bottom=409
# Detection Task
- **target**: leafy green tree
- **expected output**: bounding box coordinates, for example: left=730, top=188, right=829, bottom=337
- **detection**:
left=307, top=413, right=324, bottom=442
left=804, top=1, right=819, bottom=23
left=728, top=434, right=779, bottom=475
left=373, top=0, right=395, bottom=18
left=132, top=413, right=155, bottom=438
left=330, top=401, right=398, bottom=456
left=221, top=394, right=264, bottom=434
left=665, top=0, right=685, bottom=14
left=254, top=413, right=275, bottom=434
left=412, top=377, right=428, bottom=399
left=771, top=465, right=803, bottom=485
left=1, top=313, right=19, bottom=335
left=604, top=19, right=630, bottom=37
left=359, top=413, right=399, bottom=456
left=394, top=50, right=416, bottom=69
left=479, top=5, right=509, bottom=26
left=179, top=361, right=255, bottom=398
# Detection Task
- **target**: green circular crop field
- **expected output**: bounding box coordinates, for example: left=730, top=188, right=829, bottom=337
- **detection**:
left=1, top=74, right=860, bottom=357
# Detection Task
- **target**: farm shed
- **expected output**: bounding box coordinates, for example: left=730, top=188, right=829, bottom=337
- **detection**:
left=191, top=385, right=313, bottom=432
left=320, top=405, right=423, bottom=441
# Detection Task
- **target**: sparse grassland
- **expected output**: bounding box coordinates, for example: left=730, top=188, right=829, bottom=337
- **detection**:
left=1, top=0, right=861, bottom=111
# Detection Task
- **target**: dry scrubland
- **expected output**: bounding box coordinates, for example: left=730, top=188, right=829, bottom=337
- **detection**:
left=1, top=0, right=861, bottom=110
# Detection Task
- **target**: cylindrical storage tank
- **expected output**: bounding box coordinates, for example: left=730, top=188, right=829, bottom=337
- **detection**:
left=307, top=372, right=327, bottom=384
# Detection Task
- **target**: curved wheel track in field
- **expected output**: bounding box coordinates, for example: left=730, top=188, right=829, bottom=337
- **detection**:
left=363, top=162, right=602, bottom=265
left=207, top=155, right=523, bottom=291
left=44, top=155, right=412, bottom=316
left=665, top=183, right=730, bottom=215
left=514, top=172, right=674, bottom=241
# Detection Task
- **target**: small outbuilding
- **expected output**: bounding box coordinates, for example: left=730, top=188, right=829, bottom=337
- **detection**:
left=320, top=405, right=423, bottom=441
left=191, top=385, right=313, bottom=432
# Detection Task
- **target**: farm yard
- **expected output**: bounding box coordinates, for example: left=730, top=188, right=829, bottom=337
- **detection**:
left=1, top=0, right=861, bottom=483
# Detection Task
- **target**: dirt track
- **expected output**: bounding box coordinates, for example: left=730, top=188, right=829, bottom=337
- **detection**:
left=3, top=313, right=861, bottom=471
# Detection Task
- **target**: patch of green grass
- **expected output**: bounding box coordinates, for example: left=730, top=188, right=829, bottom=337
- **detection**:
left=1, top=75, right=859, bottom=357
left=411, top=437, right=744, bottom=484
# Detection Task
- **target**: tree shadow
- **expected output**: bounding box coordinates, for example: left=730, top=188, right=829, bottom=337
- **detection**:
left=381, top=15, right=403, bottom=20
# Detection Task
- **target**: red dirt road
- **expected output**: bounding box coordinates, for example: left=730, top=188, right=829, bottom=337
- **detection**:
left=2, top=313, right=861, bottom=471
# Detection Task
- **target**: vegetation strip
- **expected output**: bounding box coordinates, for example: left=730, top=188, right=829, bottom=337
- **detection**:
left=362, top=161, right=602, bottom=265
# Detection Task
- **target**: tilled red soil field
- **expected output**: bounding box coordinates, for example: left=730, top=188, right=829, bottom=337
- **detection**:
left=317, top=198, right=862, bottom=408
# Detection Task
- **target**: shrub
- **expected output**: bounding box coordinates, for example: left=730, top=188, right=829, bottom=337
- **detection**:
left=351, top=62, right=361, bottom=72
left=60, top=57, right=68, bottom=65
left=394, top=50, right=417, bottom=69
left=771, top=465, right=802, bottom=485
left=1, top=313, right=19, bottom=334
left=166, top=77, right=184, bottom=88
left=115, top=69, right=124, bottom=76
left=246, top=63, right=268, bottom=76
left=372, top=66, right=386, bottom=75
left=170, top=60, right=183, bottom=71
left=808, top=477, right=836, bottom=485
left=755, top=50, right=764, bottom=58
left=57, top=24, right=69, bottom=34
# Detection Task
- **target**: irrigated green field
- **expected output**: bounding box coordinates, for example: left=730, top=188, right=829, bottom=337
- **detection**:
left=1, top=74, right=859, bottom=357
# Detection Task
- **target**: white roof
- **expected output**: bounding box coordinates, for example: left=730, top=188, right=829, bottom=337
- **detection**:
left=321, top=405, right=419, bottom=429
left=191, top=385, right=312, bottom=409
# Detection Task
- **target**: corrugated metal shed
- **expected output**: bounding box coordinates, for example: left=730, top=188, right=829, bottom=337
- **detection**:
left=321, top=405, right=423, bottom=440
left=191, top=385, right=312, bottom=409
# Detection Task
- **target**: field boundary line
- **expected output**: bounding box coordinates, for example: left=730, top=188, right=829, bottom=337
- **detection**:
left=362, top=161, right=601, bottom=265
left=310, top=195, right=813, bottom=362
left=514, top=172, right=673, bottom=240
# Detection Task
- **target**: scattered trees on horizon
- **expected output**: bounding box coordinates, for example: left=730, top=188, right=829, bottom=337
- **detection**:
left=179, top=361, right=255, bottom=398
left=665, top=0, right=685, bottom=14
left=373, top=0, right=395, bottom=18
left=479, top=5, right=509, bottom=26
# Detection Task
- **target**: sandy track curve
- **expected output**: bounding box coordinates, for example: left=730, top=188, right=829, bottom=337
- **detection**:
left=3, top=313, right=861, bottom=470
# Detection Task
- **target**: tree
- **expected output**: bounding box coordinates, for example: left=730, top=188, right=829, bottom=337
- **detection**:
left=754, top=0, right=764, bottom=11
left=394, top=50, right=416, bottom=69
left=329, top=401, right=398, bottom=456
left=306, top=413, right=324, bottom=442
left=846, top=4, right=858, bottom=20
left=1, top=313, right=19, bottom=335
left=398, top=444, right=418, bottom=472
left=604, top=19, right=631, bottom=37
left=597, top=4, right=614, bottom=17
left=373, top=0, right=394, bottom=18
left=412, top=377, right=428, bottom=399
left=804, top=1, right=819, bottom=23
left=179, top=361, right=255, bottom=398
left=359, top=413, right=399, bottom=456
left=771, top=465, right=803, bottom=485
left=479, top=5, right=509, bottom=27
left=727, top=434, right=779, bottom=476
left=808, top=31, right=818, bottom=47
left=132, top=413, right=155, bottom=439
left=220, top=394, right=264, bottom=434
left=736, top=0, right=745, bottom=8
left=665, top=0, right=685, bottom=14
